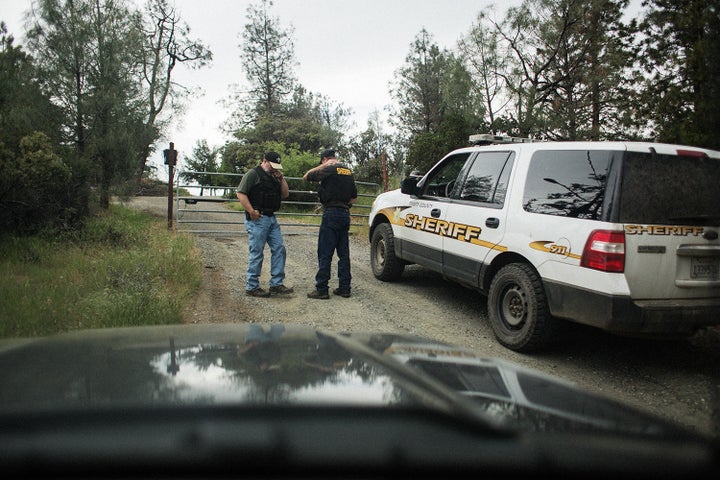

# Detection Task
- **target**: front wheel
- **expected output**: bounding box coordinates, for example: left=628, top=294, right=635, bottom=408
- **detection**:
left=370, top=223, right=405, bottom=281
left=487, top=263, right=553, bottom=352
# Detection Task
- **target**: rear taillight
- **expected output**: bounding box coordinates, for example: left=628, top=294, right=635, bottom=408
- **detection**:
left=581, top=230, right=625, bottom=272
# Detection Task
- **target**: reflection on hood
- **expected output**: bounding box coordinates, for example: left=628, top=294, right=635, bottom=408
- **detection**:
left=0, top=323, right=691, bottom=437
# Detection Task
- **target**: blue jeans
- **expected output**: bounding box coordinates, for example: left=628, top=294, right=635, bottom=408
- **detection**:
left=244, top=215, right=286, bottom=291
left=315, top=208, right=351, bottom=294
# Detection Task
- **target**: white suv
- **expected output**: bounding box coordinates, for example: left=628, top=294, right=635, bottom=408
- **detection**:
left=368, top=135, right=720, bottom=352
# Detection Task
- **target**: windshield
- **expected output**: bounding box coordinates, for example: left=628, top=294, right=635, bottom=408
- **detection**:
left=1, top=0, right=719, bottom=478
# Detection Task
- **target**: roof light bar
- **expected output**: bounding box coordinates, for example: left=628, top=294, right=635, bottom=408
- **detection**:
left=468, top=133, right=533, bottom=145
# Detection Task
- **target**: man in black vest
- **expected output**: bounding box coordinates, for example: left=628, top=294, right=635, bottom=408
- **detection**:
left=236, top=152, right=293, bottom=297
left=303, top=149, right=357, bottom=299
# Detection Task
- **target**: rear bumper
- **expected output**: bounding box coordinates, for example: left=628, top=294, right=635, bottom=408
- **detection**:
left=544, top=280, right=720, bottom=335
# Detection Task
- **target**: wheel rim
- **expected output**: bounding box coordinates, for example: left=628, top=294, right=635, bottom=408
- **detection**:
left=500, top=285, right=527, bottom=328
left=374, top=238, right=386, bottom=269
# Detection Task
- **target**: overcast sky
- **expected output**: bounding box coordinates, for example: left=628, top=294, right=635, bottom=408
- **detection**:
left=1, top=0, right=645, bottom=170
left=1, top=0, right=525, bottom=170
left=159, top=0, right=521, bottom=149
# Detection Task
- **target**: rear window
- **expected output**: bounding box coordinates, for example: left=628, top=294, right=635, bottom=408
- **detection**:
left=619, top=152, right=720, bottom=225
left=523, top=150, right=612, bottom=220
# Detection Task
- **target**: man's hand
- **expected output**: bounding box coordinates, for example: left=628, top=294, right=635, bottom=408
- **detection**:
left=238, top=192, right=262, bottom=220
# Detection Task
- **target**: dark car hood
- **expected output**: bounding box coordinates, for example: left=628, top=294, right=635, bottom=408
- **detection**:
left=0, top=323, right=692, bottom=437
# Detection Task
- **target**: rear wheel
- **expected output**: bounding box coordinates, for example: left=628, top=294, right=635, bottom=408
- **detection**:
left=370, top=223, right=405, bottom=281
left=488, top=263, right=553, bottom=352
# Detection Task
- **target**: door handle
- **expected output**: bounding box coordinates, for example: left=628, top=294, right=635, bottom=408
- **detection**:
left=486, top=217, right=500, bottom=228
left=431, top=208, right=441, bottom=218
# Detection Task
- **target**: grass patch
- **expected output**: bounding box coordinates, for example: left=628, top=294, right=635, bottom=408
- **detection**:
left=0, top=205, right=202, bottom=338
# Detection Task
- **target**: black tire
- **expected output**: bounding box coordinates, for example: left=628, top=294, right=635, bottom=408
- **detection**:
left=370, top=223, right=405, bottom=281
left=487, top=263, right=553, bottom=352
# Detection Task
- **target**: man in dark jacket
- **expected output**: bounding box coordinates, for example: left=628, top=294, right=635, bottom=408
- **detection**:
left=236, top=152, right=293, bottom=297
left=303, top=149, right=357, bottom=299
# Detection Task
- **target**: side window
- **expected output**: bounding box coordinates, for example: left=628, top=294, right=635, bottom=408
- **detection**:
left=422, top=153, right=471, bottom=198
left=523, top=150, right=611, bottom=220
left=453, top=151, right=514, bottom=206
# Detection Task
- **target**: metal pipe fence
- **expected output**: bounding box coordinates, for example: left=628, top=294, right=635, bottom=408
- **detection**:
left=173, top=171, right=380, bottom=235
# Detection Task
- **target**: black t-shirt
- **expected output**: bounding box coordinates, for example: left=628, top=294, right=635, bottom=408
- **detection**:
left=306, top=163, right=357, bottom=209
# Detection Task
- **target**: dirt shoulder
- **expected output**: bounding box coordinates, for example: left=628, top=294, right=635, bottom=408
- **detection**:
left=121, top=196, right=720, bottom=439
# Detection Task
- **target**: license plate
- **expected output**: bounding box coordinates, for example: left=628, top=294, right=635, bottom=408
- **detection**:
left=691, top=257, right=720, bottom=280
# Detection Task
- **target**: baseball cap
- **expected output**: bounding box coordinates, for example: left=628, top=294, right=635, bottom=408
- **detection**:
left=319, top=149, right=336, bottom=164
left=264, top=151, right=283, bottom=170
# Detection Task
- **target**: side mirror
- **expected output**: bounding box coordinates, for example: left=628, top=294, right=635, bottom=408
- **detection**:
left=400, top=177, right=420, bottom=196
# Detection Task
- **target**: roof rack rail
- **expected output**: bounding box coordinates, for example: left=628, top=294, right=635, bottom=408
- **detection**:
left=468, top=133, right=533, bottom=145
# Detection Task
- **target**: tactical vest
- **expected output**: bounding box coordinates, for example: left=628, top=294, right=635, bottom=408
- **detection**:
left=248, top=166, right=281, bottom=212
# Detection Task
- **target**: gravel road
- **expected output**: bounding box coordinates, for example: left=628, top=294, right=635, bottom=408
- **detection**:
left=122, top=195, right=720, bottom=438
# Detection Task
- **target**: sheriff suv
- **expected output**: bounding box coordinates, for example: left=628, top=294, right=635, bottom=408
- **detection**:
left=368, top=135, right=720, bottom=352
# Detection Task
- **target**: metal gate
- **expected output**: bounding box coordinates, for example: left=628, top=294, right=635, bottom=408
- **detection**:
left=173, top=171, right=380, bottom=235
